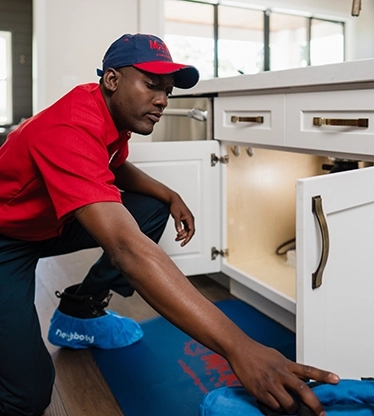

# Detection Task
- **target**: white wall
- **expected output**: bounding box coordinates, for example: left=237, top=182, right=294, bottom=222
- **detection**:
left=348, top=0, right=374, bottom=60
left=33, top=0, right=164, bottom=112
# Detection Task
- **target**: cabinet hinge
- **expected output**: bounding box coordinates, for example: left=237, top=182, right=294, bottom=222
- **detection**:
left=211, top=247, right=229, bottom=260
left=211, top=153, right=229, bottom=166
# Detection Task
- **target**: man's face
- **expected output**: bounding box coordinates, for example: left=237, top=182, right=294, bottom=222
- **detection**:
left=105, top=66, right=174, bottom=134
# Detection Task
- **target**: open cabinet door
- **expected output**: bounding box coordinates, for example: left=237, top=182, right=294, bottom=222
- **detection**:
left=296, top=166, right=374, bottom=378
left=128, top=140, right=221, bottom=276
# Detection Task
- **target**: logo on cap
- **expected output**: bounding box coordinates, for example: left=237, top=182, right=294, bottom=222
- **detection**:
left=149, top=39, right=172, bottom=60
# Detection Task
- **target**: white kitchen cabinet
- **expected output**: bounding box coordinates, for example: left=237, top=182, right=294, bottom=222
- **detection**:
left=130, top=59, right=374, bottom=379
left=129, top=138, right=374, bottom=378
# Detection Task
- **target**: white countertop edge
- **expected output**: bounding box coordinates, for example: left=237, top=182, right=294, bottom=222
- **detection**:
left=173, top=58, right=374, bottom=97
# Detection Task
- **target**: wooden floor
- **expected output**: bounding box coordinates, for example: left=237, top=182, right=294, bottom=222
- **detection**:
left=35, top=254, right=234, bottom=416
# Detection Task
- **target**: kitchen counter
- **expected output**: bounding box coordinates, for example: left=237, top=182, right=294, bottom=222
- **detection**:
left=173, top=58, right=374, bottom=97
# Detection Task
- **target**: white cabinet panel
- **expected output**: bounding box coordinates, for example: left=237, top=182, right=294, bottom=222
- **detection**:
left=287, top=89, right=374, bottom=159
left=296, top=166, right=374, bottom=378
left=128, top=141, right=221, bottom=276
left=214, top=94, right=286, bottom=147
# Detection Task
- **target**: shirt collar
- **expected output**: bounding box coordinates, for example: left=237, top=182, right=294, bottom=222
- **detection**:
left=91, top=84, right=121, bottom=144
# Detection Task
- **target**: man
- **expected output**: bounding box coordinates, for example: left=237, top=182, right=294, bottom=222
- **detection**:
left=0, top=33, right=338, bottom=416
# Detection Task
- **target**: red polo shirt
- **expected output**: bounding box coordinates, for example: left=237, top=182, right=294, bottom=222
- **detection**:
left=0, top=83, right=130, bottom=241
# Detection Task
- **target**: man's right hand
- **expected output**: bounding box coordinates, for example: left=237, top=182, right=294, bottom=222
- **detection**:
left=227, top=338, right=340, bottom=416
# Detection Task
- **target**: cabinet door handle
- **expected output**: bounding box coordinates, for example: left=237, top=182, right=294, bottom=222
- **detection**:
left=313, top=117, right=369, bottom=127
left=311, top=195, right=330, bottom=289
left=231, top=116, right=264, bottom=124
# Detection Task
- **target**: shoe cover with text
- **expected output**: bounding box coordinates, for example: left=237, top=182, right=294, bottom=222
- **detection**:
left=48, top=309, right=143, bottom=349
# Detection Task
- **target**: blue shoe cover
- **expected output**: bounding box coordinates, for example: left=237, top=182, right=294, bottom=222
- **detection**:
left=200, top=381, right=374, bottom=415
left=48, top=309, right=143, bottom=349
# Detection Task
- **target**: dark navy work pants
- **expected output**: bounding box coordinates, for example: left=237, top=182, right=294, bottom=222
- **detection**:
left=0, top=192, right=169, bottom=416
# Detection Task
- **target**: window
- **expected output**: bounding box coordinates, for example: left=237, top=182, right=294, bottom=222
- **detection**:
left=0, top=31, right=12, bottom=126
left=164, top=1, right=215, bottom=80
left=218, top=5, right=264, bottom=77
left=311, top=19, right=344, bottom=66
left=164, top=1, right=345, bottom=80
left=270, top=13, right=308, bottom=71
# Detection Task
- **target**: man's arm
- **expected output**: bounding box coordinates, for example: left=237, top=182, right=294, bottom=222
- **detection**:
left=74, top=201, right=339, bottom=416
left=112, top=160, right=194, bottom=246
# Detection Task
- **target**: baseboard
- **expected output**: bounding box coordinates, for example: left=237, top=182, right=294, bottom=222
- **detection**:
left=230, top=279, right=296, bottom=332
left=205, top=272, right=230, bottom=289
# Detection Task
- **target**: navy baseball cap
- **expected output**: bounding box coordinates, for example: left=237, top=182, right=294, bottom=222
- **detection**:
left=97, top=33, right=199, bottom=89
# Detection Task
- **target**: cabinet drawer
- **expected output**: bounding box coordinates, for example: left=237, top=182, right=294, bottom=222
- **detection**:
left=286, top=89, right=374, bottom=158
left=214, top=94, right=285, bottom=147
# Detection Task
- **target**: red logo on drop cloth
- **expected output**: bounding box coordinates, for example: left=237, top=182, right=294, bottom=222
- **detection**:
left=178, top=339, right=241, bottom=393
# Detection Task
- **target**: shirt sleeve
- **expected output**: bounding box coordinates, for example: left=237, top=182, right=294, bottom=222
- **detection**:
left=29, top=124, right=122, bottom=220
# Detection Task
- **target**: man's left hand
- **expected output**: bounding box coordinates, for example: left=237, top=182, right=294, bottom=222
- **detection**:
left=169, top=194, right=195, bottom=246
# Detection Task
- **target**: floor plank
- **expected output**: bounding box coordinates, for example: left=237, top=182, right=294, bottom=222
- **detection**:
left=42, top=385, right=68, bottom=416
left=52, top=349, right=124, bottom=416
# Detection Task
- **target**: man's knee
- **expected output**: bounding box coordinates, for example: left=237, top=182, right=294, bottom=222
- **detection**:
left=121, top=192, right=170, bottom=240
left=158, top=199, right=170, bottom=223
left=0, top=383, right=54, bottom=416
left=148, top=198, right=170, bottom=241
left=0, top=363, right=55, bottom=416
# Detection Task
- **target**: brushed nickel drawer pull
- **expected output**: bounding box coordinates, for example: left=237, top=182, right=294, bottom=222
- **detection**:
left=231, top=116, right=264, bottom=124
left=313, top=117, right=369, bottom=128
left=312, top=195, right=330, bottom=289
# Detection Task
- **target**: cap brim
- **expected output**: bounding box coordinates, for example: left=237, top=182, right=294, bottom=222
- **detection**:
left=133, top=61, right=199, bottom=89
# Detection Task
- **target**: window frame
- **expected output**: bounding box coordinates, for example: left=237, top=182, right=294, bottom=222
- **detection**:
left=309, top=16, right=346, bottom=66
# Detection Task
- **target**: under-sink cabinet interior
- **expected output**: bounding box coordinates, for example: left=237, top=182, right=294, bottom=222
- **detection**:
left=225, top=147, right=330, bottom=307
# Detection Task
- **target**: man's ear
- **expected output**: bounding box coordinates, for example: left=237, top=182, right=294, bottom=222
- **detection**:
left=102, top=68, right=120, bottom=92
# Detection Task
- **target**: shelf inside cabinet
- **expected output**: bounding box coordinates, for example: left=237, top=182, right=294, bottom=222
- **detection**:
left=234, top=254, right=296, bottom=299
